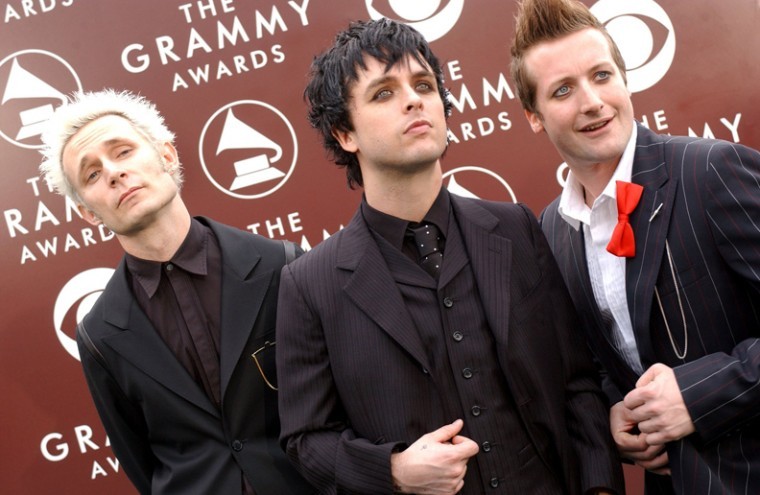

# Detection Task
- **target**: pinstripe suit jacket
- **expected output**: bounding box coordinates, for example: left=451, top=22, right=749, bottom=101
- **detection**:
left=540, top=124, right=760, bottom=494
left=276, top=194, right=624, bottom=494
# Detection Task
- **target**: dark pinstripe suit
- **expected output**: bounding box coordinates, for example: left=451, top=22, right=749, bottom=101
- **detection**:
left=276, top=194, right=624, bottom=494
left=541, top=123, right=760, bottom=494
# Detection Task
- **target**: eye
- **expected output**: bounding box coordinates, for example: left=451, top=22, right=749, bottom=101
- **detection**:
left=416, top=80, right=435, bottom=92
left=373, top=89, right=393, bottom=100
left=85, top=169, right=100, bottom=183
left=116, top=147, right=133, bottom=158
left=596, top=71, right=611, bottom=81
left=553, top=85, right=570, bottom=98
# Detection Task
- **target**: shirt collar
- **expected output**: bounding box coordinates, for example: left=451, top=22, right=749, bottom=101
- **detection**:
left=126, top=218, right=210, bottom=297
left=361, top=187, right=450, bottom=250
left=558, top=122, right=638, bottom=230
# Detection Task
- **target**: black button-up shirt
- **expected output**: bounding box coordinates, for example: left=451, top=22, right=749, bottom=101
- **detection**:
left=126, top=218, right=223, bottom=407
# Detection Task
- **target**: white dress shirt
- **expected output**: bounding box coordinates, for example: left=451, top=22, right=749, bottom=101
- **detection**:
left=558, top=124, right=644, bottom=374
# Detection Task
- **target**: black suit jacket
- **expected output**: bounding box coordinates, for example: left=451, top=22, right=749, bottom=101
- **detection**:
left=541, top=124, right=760, bottom=494
left=77, top=217, right=312, bottom=494
left=276, top=195, right=624, bottom=494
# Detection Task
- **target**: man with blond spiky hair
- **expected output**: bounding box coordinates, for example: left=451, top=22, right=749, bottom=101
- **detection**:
left=39, top=90, right=312, bottom=495
left=511, top=0, right=760, bottom=493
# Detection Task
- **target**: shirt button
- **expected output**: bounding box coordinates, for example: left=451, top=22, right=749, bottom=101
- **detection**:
left=471, top=405, right=481, bottom=417
left=482, top=441, right=491, bottom=452
left=165, top=263, right=174, bottom=271
left=462, top=368, right=473, bottom=379
left=443, top=297, right=453, bottom=308
left=490, top=477, right=499, bottom=488
left=452, top=331, right=463, bottom=342
left=232, top=440, right=243, bottom=452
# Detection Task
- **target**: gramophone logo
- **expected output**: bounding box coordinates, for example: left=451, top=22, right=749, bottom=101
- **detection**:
left=0, top=50, right=82, bottom=149
left=366, top=0, right=464, bottom=42
left=54, top=268, right=115, bottom=361
left=590, top=0, right=675, bottom=93
left=199, top=100, right=297, bottom=199
left=443, top=166, right=517, bottom=203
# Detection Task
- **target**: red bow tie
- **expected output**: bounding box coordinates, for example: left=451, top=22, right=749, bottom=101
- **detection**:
left=606, top=180, right=643, bottom=257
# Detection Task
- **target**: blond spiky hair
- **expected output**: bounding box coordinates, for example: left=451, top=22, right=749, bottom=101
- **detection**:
left=39, top=89, right=180, bottom=201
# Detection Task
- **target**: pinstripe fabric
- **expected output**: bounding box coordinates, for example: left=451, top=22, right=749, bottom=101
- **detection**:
left=276, top=195, right=625, bottom=494
left=541, top=124, right=760, bottom=494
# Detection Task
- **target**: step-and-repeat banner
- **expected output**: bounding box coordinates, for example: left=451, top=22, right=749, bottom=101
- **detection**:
left=1, top=1, right=758, bottom=493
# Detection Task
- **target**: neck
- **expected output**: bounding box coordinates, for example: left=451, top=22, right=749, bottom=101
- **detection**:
left=118, top=197, right=193, bottom=261
left=570, top=161, right=618, bottom=208
left=363, top=163, right=443, bottom=222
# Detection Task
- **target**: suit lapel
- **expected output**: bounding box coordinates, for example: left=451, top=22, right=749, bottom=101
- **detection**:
left=449, top=196, right=512, bottom=342
left=100, top=260, right=219, bottom=416
left=208, top=220, right=272, bottom=398
left=337, top=212, right=431, bottom=371
left=547, top=206, right=623, bottom=353
left=627, top=125, right=678, bottom=365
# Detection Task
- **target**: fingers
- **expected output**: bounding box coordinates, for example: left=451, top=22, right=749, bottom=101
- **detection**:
left=635, top=450, right=670, bottom=475
left=428, top=419, right=464, bottom=443
left=613, top=429, right=649, bottom=454
left=450, top=435, right=479, bottom=458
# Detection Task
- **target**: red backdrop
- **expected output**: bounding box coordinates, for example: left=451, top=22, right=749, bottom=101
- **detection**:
left=1, top=1, right=758, bottom=493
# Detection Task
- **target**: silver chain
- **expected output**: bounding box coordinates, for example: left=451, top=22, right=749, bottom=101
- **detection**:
left=653, top=240, right=688, bottom=360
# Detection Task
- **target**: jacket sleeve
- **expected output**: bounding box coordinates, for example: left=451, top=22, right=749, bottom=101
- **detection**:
left=675, top=140, right=760, bottom=444
left=77, top=323, right=154, bottom=494
left=275, top=263, right=401, bottom=494
left=522, top=205, right=625, bottom=494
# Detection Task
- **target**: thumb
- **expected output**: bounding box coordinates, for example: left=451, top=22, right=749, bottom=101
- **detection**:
left=428, top=419, right=464, bottom=442
left=635, top=365, right=659, bottom=388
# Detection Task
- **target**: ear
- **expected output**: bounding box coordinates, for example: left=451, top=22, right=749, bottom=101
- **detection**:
left=160, top=142, right=179, bottom=174
left=524, top=109, right=545, bottom=134
left=332, top=128, right=358, bottom=153
left=78, top=203, right=102, bottom=227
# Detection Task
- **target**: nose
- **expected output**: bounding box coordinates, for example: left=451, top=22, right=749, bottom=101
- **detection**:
left=404, top=85, right=423, bottom=112
left=102, top=160, right=127, bottom=186
left=578, top=83, right=604, bottom=114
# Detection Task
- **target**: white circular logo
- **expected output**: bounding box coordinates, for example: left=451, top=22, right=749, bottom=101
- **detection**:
left=53, top=268, right=114, bottom=361
left=590, top=0, right=675, bottom=93
left=556, top=162, right=570, bottom=188
left=0, top=49, right=82, bottom=149
left=443, top=166, right=517, bottom=203
left=366, top=0, right=465, bottom=42
left=199, top=100, right=298, bottom=199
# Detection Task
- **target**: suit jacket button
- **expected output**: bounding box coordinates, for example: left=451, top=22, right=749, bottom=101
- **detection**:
left=452, top=331, right=463, bottom=342
left=490, top=477, right=499, bottom=488
left=482, top=441, right=491, bottom=452
left=443, top=297, right=454, bottom=308
left=462, top=368, right=473, bottom=379
left=232, top=440, right=243, bottom=452
left=471, top=405, right=481, bottom=416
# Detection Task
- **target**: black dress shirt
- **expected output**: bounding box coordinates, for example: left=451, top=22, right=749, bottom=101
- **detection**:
left=126, top=218, right=223, bottom=407
left=360, top=187, right=450, bottom=263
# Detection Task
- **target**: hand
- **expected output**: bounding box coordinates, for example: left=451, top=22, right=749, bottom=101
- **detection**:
left=609, top=401, right=670, bottom=475
left=390, top=419, right=479, bottom=494
left=624, top=363, right=695, bottom=446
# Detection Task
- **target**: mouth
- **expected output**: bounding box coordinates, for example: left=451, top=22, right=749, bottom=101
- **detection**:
left=580, top=119, right=611, bottom=132
left=118, top=187, right=142, bottom=207
left=404, top=119, right=432, bottom=134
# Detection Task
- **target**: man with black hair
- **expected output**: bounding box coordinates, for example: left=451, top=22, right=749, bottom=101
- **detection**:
left=276, top=18, right=623, bottom=495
